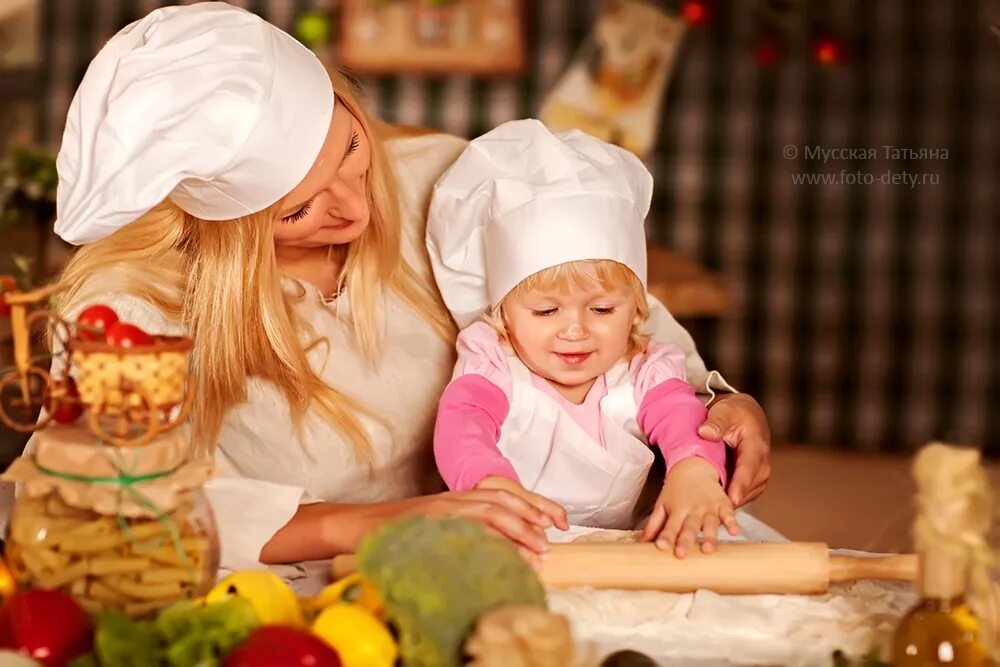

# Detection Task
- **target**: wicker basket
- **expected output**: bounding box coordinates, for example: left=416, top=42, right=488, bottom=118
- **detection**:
left=69, top=336, right=192, bottom=446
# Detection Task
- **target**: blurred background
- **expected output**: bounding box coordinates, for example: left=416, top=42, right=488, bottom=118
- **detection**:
left=0, top=0, right=997, bottom=552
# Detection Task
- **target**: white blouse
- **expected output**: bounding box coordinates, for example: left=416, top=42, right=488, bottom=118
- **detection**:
left=1, top=133, right=736, bottom=586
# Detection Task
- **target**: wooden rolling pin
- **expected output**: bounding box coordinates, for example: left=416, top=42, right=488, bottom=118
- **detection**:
left=331, top=542, right=917, bottom=595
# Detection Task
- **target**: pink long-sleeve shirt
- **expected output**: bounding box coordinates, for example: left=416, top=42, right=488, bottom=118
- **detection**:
left=434, top=322, right=727, bottom=492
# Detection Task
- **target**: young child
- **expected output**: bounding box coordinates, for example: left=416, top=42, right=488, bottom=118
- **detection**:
left=426, top=119, right=737, bottom=557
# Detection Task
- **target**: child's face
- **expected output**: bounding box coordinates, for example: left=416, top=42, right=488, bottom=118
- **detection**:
left=504, top=277, right=640, bottom=394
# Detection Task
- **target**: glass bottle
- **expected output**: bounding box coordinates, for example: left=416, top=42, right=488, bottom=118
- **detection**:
left=893, top=549, right=992, bottom=666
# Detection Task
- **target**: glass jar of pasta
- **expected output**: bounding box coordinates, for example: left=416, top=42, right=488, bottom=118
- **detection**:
left=2, top=426, right=219, bottom=617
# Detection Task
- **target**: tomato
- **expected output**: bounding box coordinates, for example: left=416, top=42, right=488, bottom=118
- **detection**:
left=104, top=322, right=153, bottom=348
left=0, top=590, right=92, bottom=666
left=75, top=305, right=119, bottom=342
left=0, top=276, right=16, bottom=318
left=223, top=626, right=341, bottom=667
left=46, top=377, right=83, bottom=425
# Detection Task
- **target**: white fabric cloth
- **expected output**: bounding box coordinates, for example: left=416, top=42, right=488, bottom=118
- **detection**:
left=0, top=133, right=738, bottom=587
left=55, top=1, right=334, bottom=245
left=499, top=354, right=653, bottom=528
left=547, top=524, right=916, bottom=667
left=427, top=119, right=653, bottom=329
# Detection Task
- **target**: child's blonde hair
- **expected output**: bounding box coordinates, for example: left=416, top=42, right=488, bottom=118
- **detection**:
left=485, top=259, right=650, bottom=358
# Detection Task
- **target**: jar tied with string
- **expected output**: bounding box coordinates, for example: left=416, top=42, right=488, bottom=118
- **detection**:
left=2, top=427, right=219, bottom=617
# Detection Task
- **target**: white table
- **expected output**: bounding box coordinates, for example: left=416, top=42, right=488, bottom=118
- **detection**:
left=547, top=517, right=915, bottom=667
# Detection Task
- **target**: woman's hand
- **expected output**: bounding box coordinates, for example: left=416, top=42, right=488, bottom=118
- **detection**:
left=476, top=476, right=569, bottom=531
left=638, top=457, right=739, bottom=558
left=400, top=485, right=565, bottom=570
left=697, top=393, right=772, bottom=507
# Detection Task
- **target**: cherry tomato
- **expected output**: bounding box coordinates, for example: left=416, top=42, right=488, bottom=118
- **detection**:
left=46, top=377, right=83, bottom=425
left=75, top=305, right=119, bottom=342
left=104, top=322, right=153, bottom=348
left=0, top=276, right=17, bottom=318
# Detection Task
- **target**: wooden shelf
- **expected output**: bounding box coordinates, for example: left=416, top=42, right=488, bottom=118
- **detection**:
left=646, top=243, right=732, bottom=318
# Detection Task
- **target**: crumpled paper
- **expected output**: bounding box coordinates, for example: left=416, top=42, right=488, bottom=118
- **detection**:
left=546, top=521, right=916, bottom=666
left=2, top=426, right=212, bottom=518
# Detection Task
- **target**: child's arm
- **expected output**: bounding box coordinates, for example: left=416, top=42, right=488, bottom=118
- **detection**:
left=435, top=323, right=569, bottom=529
left=434, top=375, right=568, bottom=530
left=637, top=378, right=728, bottom=486
left=434, top=373, right=519, bottom=491
left=633, top=347, right=738, bottom=557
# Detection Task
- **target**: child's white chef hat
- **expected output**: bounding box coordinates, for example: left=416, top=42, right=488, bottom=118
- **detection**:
left=427, top=119, right=653, bottom=329
left=54, top=1, right=334, bottom=245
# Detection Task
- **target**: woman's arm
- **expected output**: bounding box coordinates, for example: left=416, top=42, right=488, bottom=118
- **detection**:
left=696, top=393, right=771, bottom=506
left=259, top=489, right=555, bottom=564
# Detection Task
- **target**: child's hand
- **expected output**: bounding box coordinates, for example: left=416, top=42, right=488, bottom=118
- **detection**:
left=639, top=457, right=740, bottom=558
left=476, top=476, right=570, bottom=531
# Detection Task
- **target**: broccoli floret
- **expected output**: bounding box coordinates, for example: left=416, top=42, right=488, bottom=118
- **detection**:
left=357, top=516, right=547, bottom=667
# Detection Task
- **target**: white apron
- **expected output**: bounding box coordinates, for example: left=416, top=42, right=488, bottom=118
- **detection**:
left=496, top=355, right=655, bottom=528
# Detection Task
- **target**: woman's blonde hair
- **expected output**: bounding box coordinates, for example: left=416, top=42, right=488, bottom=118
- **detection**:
left=484, top=259, right=650, bottom=358
left=54, top=69, right=455, bottom=459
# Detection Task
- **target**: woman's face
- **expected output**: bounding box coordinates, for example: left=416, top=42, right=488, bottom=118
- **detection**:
left=273, top=103, right=372, bottom=248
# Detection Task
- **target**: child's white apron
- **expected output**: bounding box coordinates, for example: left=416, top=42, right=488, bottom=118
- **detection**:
left=496, top=355, right=655, bottom=528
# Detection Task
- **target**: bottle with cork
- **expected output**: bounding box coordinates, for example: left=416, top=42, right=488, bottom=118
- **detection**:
left=892, top=443, right=997, bottom=666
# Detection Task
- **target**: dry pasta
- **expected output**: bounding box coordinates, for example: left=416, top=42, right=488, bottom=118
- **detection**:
left=7, top=493, right=218, bottom=617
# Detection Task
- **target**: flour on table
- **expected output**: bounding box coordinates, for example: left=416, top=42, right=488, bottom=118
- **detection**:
left=545, top=515, right=915, bottom=666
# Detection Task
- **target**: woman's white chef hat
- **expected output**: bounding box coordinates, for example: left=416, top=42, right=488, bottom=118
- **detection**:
left=54, top=1, right=334, bottom=245
left=427, top=119, right=653, bottom=329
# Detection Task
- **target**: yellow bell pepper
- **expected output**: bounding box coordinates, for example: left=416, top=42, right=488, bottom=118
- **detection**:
left=205, top=571, right=303, bottom=626
left=312, top=603, right=397, bottom=667
left=308, top=573, right=384, bottom=619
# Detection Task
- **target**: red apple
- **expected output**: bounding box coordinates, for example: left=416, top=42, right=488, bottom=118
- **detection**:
left=75, top=305, right=119, bottom=342
left=223, top=626, right=341, bottom=667
left=0, top=589, right=92, bottom=666
left=104, top=322, right=153, bottom=348
left=46, top=377, right=83, bottom=425
left=0, top=276, right=16, bottom=318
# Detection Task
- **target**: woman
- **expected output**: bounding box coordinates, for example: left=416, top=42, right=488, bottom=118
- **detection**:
left=15, top=3, right=770, bottom=581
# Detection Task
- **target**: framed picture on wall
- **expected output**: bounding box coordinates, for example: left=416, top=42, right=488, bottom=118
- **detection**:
left=339, top=0, right=525, bottom=75
left=540, top=0, right=685, bottom=158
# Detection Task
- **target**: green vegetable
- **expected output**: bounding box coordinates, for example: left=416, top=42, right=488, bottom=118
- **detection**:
left=77, top=598, right=258, bottom=667
left=157, top=598, right=259, bottom=667
left=357, top=516, right=546, bottom=667
left=91, top=613, right=161, bottom=667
